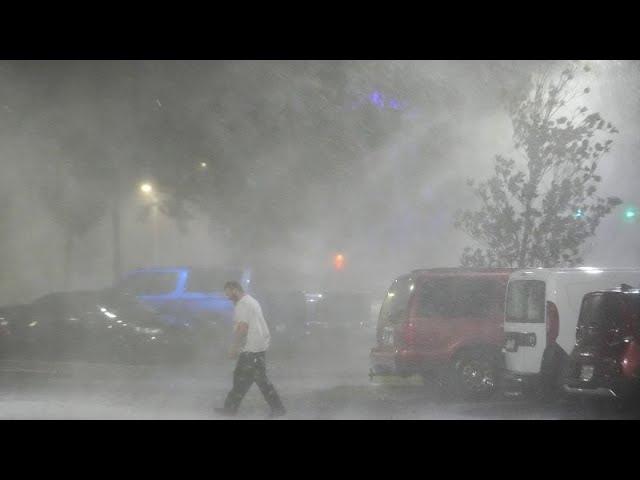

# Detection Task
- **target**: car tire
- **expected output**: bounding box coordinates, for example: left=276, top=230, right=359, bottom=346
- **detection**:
left=450, top=350, right=501, bottom=401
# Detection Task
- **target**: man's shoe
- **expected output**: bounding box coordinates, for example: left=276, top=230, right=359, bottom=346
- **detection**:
left=214, top=407, right=236, bottom=417
left=268, top=408, right=286, bottom=418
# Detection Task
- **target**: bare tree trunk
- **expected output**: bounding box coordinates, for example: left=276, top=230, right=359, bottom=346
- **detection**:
left=64, top=234, right=73, bottom=290
left=518, top=201, right=533, bottom=268
left=112, top=195, right=121, bottom=283
left=518, top=173, right=540, bottom=268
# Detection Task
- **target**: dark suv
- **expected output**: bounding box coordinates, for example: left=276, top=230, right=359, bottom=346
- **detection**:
left=563, top=284, right=640, bottom=405
left=370, top=268, right=512, bottom=399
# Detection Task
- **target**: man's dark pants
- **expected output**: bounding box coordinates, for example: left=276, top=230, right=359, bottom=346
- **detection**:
left=224, top=351, right=284, bottom=413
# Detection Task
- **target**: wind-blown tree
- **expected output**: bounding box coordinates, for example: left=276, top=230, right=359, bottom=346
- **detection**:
left=456, top=64, right=621, bottom=268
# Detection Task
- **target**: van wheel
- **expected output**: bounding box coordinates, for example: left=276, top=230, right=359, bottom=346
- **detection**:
left=452, top=351, right=500, bottom=400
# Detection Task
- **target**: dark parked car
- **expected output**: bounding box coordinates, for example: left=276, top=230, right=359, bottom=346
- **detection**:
left=0, top=264, right=320, bottom=364
left=370, top=268, right=513, bottom=399
left=256, top=289, right=308, bottom=349
left=0, top=289, right=196, bottom=365
left=563, top=284, right=640, bottom=406
left=303, top=292, right=372, bottom=348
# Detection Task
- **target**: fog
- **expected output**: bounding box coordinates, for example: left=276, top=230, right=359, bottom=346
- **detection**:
left=0, top=60, right=533, bottom=301
left=1, top=60, right=639, bottom=419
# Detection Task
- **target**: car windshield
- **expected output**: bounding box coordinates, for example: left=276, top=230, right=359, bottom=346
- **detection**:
left=379, top=277, right=413, bottom=324
left=505, top=280, right=546, bottom=323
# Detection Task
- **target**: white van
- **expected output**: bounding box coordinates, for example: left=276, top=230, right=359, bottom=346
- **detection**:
left=502, top=267, right=640, bottom=396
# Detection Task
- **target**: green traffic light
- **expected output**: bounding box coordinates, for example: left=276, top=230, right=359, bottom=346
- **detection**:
left=625, top=209, right=636, bottom=219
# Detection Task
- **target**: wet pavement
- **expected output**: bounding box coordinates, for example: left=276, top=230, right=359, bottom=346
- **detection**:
left=0, top=347, right=637, bottom=419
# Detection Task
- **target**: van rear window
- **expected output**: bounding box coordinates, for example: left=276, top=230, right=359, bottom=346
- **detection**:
left=505, top=280, right=545, bottom=323
left=632, top=296, right=640, bottom=338
left=579, top=293, right=623, bottom=329
left=418, top=277, right=505, bottom=318
left=580, top=293, right=640, bottom=332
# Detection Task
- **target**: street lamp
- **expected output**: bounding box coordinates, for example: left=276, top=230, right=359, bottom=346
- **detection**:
left=140, top=182, right=153, bottom=195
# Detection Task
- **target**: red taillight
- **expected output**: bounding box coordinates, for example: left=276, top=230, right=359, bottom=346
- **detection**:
left=546, top=301, right=559, bottom=344
left=621, top=341, right=640, bottom=378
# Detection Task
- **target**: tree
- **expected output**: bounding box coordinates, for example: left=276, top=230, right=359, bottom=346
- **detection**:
left=455, top=64, right=622, bottom=268
left=0, top=190, right=11, bottom=298
left=39, top=131, right=112, bottom=289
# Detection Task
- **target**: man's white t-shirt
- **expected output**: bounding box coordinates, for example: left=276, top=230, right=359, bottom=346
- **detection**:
left=234, top=294, right=271, bottom=353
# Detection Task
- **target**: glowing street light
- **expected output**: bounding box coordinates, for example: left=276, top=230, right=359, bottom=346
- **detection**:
left=200, top=162, right=208, bottom=169
left=138, top=182, right=158, bottom=264
left=333, top=253, right=345, bottom=271
left=140, top=183, right=153, bottom=195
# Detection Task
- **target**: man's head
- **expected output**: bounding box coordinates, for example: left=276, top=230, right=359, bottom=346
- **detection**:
left=224, top=281, right=244, bottom=304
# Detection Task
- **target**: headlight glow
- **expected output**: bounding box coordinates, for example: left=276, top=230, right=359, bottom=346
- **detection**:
left=134, top=326, right=163, bottom=335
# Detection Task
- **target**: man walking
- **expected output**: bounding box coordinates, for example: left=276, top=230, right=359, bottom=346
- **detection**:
left=214, top=281, right=286, bottom=418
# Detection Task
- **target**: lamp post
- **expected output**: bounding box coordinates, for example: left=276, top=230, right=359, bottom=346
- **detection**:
left=139, top=182, right=159, bottom=265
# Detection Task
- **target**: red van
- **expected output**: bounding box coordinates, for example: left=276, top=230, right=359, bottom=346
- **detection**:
left=370, top=268, right=513, bottom=399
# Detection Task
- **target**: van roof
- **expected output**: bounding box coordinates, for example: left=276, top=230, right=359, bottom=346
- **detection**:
left=410, top=267, right=514, bottom=277
left=509, top=267, right=640, bottom=281
left=586, top=285, right=640, bottom=296
left=514, top=267, right=640, bottom=273
left=127, top=266, right=245, bottom=274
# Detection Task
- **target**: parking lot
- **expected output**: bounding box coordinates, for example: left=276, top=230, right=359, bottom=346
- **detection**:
left=0, top=344, right=636, bottom=420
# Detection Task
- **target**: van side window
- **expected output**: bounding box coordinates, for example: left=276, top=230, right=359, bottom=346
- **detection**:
left=418, top=278, right=502, bottom=318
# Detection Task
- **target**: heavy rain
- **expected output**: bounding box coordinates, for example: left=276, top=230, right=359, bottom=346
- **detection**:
left=1, top=60, right=639, bottom=419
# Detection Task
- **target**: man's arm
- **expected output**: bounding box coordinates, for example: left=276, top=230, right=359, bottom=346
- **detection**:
left=229, top=322, right=248, bottom=358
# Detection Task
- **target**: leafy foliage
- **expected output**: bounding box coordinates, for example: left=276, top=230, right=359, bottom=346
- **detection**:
left=456, top=65, right=621, bottom=268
